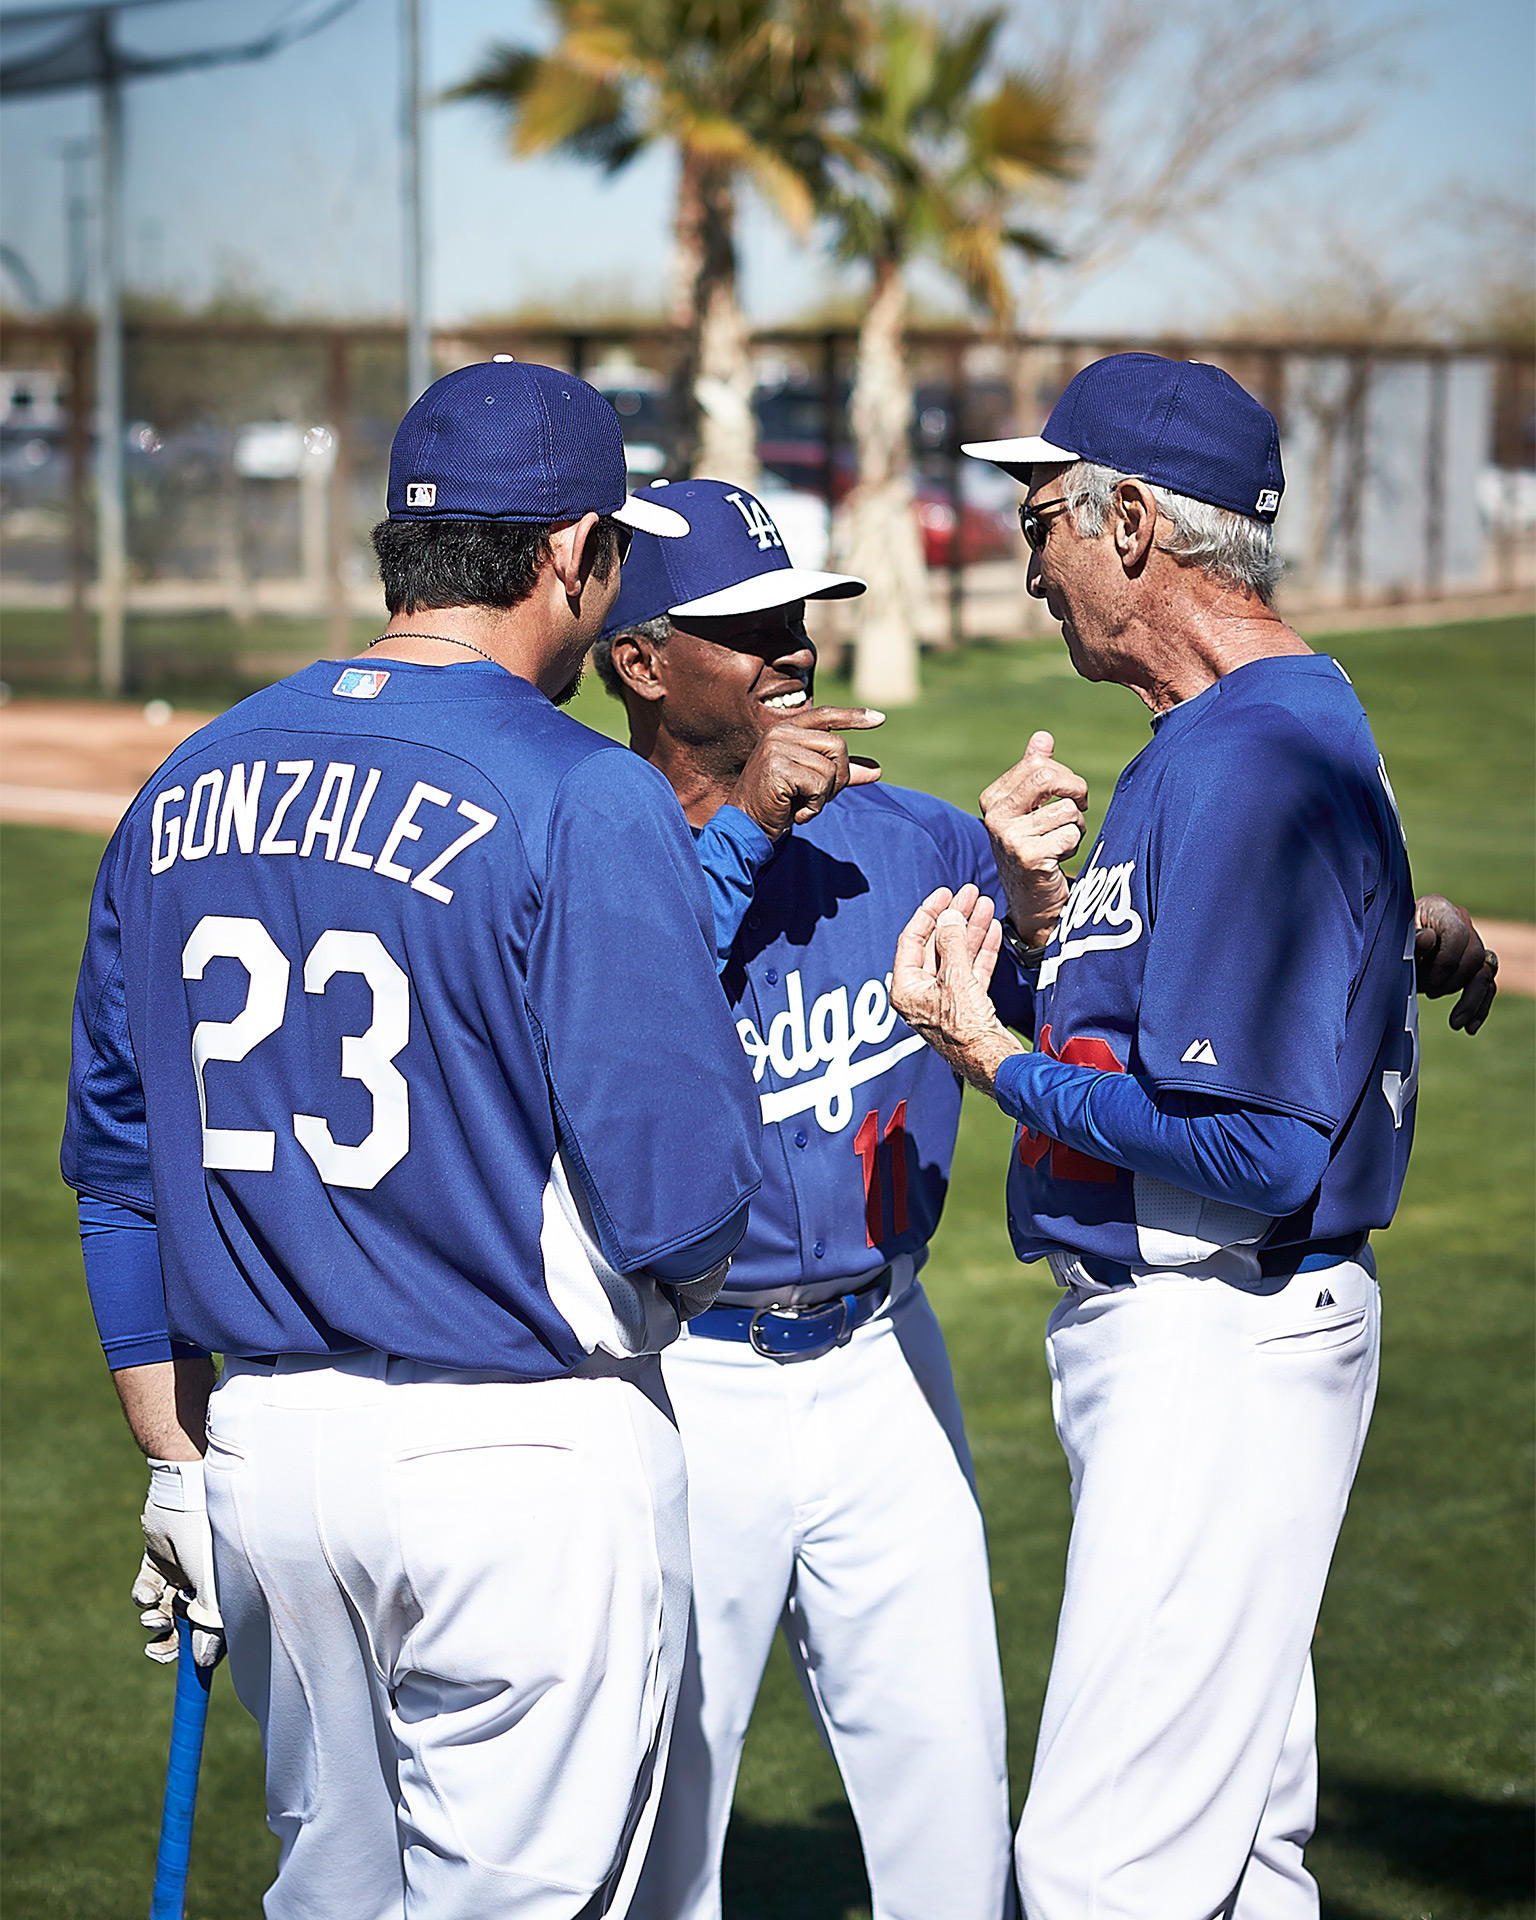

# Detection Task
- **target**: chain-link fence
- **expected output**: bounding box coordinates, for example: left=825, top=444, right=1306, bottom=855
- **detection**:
left=1, top=317, right=1531, bottom=695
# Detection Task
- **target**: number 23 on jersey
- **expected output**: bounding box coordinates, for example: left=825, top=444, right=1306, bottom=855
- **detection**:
left=183, top=914, right=409, bottom=1191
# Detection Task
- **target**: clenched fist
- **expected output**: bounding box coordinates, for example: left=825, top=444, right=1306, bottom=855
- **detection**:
left=980, top=731, right=1088, bottom=945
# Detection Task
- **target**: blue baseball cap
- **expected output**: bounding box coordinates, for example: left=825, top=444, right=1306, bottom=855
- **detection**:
left=964, top=352, right=1285, bottom=524
left=601, top=479, right=865, bottom=638
left=387, top=357, right=688, bottom=536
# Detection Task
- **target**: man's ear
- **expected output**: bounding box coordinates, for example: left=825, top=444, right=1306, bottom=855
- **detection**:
left=609, top=632, right=666, bottom=704
left=1112, top=480, right=1159, bottom=574
left=549, top=512, right=602, bottom=602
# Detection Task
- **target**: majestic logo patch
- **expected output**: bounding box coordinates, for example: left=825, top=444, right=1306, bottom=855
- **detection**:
left=1316, top=1288, right=1336, bottom=1308
left=724, top=490, right=783, bottom=552
left=1037, top=844, right=1144, bottom=988
left=1255, top=488, right=1280, bottom=513
left=1181, top=1038, right=1219, bottom=1065
left=332, top=667, right=390, bottom=699
left=405, top=482, right=437, bottom=508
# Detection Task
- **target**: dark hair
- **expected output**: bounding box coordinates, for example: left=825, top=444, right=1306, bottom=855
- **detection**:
left=371, top=515, right=624, bottom=616
left=591, top=612, right=671, bottom=698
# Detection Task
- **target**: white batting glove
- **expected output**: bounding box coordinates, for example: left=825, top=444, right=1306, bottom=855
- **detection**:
left=135, top=1458, right=225, bottom=1668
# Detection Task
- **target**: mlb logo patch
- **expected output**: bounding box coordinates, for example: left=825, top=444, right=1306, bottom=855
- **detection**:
left=333, top=667, right=390, bottom=699
left=1255, top=489, right=1280, bottom=514
left=406, top=482, right=437, bottom=508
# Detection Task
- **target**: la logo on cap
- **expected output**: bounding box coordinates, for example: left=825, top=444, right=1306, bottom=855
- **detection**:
left=725, top=490, right=782, bottom=552
left=406, top=482, right=437, bottom=508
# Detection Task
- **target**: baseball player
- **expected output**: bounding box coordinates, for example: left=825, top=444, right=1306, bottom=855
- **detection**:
left=891, top=353, right=1498, bottom=1916
left=589, top=479, right=1074, bottom=1920
left=62, top=362, right=763, bottom=1918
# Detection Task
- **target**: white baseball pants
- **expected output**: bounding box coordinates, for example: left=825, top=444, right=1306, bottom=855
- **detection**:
left=632, top=1280, right=1015, bottom=1920
left=1014, top=1250, right=1381, bottom=1919
left=203, top=1349, right=690, bottom=1920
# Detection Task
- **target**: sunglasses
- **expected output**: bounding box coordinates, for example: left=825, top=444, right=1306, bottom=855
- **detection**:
left=1018, top=498, right=1071, bottom=552
left=610, top=519, right=634, bottom=565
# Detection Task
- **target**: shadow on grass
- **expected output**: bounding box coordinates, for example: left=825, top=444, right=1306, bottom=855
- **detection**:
left=716, top=1779, right=1534, bottom=1920
left=1317, top=1775, right=1535, bottom=1912
left=721, top=1800, right=871, bottom=1919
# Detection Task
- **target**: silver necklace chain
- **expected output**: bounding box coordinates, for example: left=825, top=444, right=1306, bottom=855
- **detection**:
left=366, top=631, right=501, bottom=666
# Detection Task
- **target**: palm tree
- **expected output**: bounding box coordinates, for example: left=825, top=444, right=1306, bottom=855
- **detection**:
left=826, top=6, right=1080, bottom=703
left=453, top=0, right=853, bottom=483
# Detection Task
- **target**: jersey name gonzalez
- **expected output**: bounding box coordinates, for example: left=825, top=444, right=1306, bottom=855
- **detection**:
left=148, top=759, right=496, bottom=905
left=736, top=968, right=924, bottom=1132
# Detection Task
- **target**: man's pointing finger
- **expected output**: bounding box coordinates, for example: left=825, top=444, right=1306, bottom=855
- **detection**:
left=796, top=706, right=887, bottom=732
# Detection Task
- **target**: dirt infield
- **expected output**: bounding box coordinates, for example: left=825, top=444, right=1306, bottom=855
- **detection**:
left=3, top=697, right=1531, bottom=997
left=0, top=700, right=214, bottom=829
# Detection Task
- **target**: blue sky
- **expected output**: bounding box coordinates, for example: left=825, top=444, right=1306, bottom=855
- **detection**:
left=1, top=0, right=1531, bottom=331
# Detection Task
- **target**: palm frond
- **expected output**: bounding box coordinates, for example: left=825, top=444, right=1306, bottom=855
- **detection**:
left=509, top=59, right=637, bottom=166
left=675, top=110, right=759, bottom=162
left=445, top=42, right=543, bottom=105
left=1003, top=225, right=1066, bottom=263
left=745, top=148, right=818, bottom=232
left=974, top=74, right=1085, bottom=181
left=925, top=11, right=1002, bottom=117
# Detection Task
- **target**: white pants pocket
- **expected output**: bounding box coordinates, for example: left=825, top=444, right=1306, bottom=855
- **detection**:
left=1254, top=1308, right=1369, bottom=1354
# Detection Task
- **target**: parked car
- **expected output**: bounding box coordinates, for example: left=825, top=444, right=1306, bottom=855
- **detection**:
left=911, top=379, right=1015, bottom=455
left=585, top=361, right=670, bottom=478
left=755, top=375, right=857, bottom=502
left=913, top=452, right=1021, bottom=567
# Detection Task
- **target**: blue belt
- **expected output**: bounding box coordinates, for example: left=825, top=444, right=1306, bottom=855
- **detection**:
left=689, top=1267, right=894, bottom=1363
left=1074, top=1233, right=1368, bottom=1293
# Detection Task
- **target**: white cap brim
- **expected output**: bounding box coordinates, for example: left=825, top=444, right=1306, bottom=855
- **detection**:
left=670, top=566, right=866, bottom=618
left=613, top=492, right=690, bottom=537
left=961, top=435, right=1079, bottom=481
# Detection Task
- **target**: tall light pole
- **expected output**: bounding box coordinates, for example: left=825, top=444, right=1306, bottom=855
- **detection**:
left=94, top=13, right=126, bottom=697
left=60, top=137, right=95, bottom=309
left=401, top=0, right=430, bottom=404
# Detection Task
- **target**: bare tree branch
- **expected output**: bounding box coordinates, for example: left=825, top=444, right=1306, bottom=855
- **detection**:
left=1010, top=0, right=1413, bottom=311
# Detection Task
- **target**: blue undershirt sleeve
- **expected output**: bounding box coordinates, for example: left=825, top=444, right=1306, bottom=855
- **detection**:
left=77, top=1193, right=210, bottom=1371
left=993, top=1051, right=1332, bottom=1218
left=693, top=806, right=778, bottom=973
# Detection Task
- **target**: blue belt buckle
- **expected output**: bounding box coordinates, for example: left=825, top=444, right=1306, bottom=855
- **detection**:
left=749, top=1293, right=857, bottom=1363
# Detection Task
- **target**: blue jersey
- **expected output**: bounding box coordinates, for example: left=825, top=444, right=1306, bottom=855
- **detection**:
left=1006, top=655, right=1417, bottom=1268
left=63, top=659, right=761, bottom=1377
left=711, top=784, right=1033, bottom=1300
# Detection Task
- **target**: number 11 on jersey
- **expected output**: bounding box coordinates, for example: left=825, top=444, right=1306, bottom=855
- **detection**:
left=854, top=1100, right=909, bottom=1248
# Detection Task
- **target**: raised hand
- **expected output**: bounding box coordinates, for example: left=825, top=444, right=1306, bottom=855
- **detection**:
left=980, top=731, right=1088, bottom=945
left=729, top=706, right=885, bottom=839
left=890, top=884, right=1023, bottom=1096
left=1414, top=894, right=1498, bottom=1034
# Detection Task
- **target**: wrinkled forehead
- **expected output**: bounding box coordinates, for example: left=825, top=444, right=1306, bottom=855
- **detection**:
left=1025, top=460, right=1074, bottom=504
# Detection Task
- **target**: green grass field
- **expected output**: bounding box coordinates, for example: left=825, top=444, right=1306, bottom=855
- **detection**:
left=2, top=616, right=1531, bottom=1917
